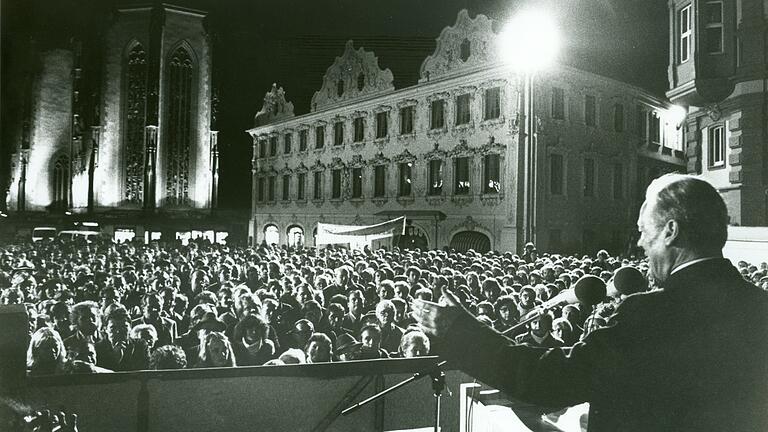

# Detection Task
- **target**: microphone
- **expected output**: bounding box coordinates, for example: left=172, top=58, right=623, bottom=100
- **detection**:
left=539, top=275, right=607, bottom=309
left=507, top=276, right=606, bottom=334
left=606, top=266, right=648, bottom=297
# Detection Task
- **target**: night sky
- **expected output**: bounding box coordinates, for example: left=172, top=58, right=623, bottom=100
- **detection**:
left=1, top=0, right=669, bottom=211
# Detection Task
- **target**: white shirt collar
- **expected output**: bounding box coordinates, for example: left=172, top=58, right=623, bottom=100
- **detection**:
left=670, top=257, right=721, bottom=276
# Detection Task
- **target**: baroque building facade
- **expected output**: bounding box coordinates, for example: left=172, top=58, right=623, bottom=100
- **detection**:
left=667, top=0, right=768, bottom=226
left=248, top=10, right=685, bottom=254
left=3, top=3, right=236, bottom=243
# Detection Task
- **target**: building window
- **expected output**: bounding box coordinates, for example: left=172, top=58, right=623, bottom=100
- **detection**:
left=398, top=162, right=412, bottom=196
left=428, top=159, right=443, bottom=195
left=376, top=112, right=388, bottom=138
left=268, top=176, right=276, bottom=201
left=284, top=133, right=292, bottom=154
left=165, top=47, right=193, bottom=205
left=704, top=1, right=723, bottom=54
left=613, top=103, right=624, bottom=132
left=585, top=95, right=596, bottom=126
left=333, top=121, right=344, bottom=146
left=550, top=154, right=564, bottom=195
left=552, top=87, right=565, bottom=120
left=583, top=158, right=596, bottom=197
left=313, top=171, right=323, bottom=199
left=282, top=174, right=290, bottom=200
left=257, top=177, right=265, bottom=202
left=297, top=173, right=306, bottom=200
left=354, top=117, right=365, bottom=142
left=709, top=125, right=725, bottom=167
left=351, top=167, right=363, bottom=198
left=124, top=44, right=148, bottom=205
left=357, top=72, right=365, bottom=91
left=460, top=39, right=471, bottom=61
left=430, top=100, right=445, bottom=129
left=454, top=157, right=470, bottom=195
left=612, top=163, right=624, bottom=199
left=337, top=80, right=344, bottom=97
left=484, top=87, right=500, bottom=120
left=637, top=106, right=647, bottom=140
left=456, top=94, right=471, bottom=125
left=259, top=139, right=267, bottom=159
left=483, top=154, right=500, bottom=194
left=52, top=155, right=70, bottom=208
left=269, top=136, right=277, bottom=156
left=331, top=169, right=342, bottom=199
left=374, top=165, right=386, bottom=197
left=399, top=106, right=415, bottom=135
left=299, top=130, right=308, bottom=151
left=649, top=112, right=661, bottom=143
left=315, top=126, right=325, bottom=149
left=679, top=4, right=692, bottom=62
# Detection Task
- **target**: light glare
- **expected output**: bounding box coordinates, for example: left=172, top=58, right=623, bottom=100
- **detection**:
left=498, top=9, right=560, bottom=72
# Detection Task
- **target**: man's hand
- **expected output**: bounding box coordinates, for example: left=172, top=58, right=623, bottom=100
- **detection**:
left=412, top=286, right=466, bottom=337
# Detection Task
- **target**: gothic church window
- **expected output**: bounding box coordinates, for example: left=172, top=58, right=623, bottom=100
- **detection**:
left=124, top=43, right=148, bottom=204
left=53, top=154, right=70, bottom=209
left=165, top=46, right=194, bottom=205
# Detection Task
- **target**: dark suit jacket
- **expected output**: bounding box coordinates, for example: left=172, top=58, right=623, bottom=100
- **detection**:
left=439, top=259, right=768, bottom=431
left=95, top=338, right=150, bottom=372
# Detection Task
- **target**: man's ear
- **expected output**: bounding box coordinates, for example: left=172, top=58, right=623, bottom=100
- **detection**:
left=662, top=219, right=680, bottom=246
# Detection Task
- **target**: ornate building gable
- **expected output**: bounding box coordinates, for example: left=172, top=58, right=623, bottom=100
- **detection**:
left=424, top=142, right=448, bottom=160
left=295, top=162, right=309, bottom=173
left=310, top=159, right=326, bottom=172
left=279, top=163, right=293, bottom=175
left=349, top=154, right=365, bottom=168
left=392, top=149, right=417, bottom=163
left=419, top=10, right=499, bottom=83
left=478, top=136, right=506, bottom=155
left=369, top=152, right=391, bottom=166
left=254, top=83, right=295, bottom=127
left=310, top=40, right=395, bottom=112
left=449, top=139, right=476, bottom=157
left=329, top=157, right=346, bottom=169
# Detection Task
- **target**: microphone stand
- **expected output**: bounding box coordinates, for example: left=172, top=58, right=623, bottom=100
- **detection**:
left=502, top=303, right=563, bottom=336
left=341, top=360, right=448, bottom=432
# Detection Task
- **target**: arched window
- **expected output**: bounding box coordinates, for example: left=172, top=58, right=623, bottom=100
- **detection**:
left=337, top=80, right=344, bottom=97
left=357, top=72, right=365, bottom=91
left=450, top=231, right=490, bottom=253
left=264, top=224, right=279, bottom=245
left=459, top=39, right=471, bottom=62
left=165, top=46, right=194, bottom=205
left=124, top=43, right=148, bottom=204
left=52, top=155, right=70, bottom=209
left=287, top=225, right=304, bottom=248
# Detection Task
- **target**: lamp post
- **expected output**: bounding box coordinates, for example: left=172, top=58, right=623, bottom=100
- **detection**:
left=499, top=9, right=560, bottom=251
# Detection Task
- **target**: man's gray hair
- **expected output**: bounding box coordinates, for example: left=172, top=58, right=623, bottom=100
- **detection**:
left=646, top=174, right=729, bottom=252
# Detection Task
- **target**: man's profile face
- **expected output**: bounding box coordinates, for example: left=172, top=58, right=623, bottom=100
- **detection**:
left=360, top=328, right=381, bottom=351
left=106, top=318, right=129, bottom=344
left=77, top=308, right=99, bottom=336
left=636, top=200, right=671, bottom=282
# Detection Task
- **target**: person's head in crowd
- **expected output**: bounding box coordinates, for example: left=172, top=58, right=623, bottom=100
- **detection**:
left=142, top=292, right=163, bottom=322
left=390, top=297, right=408, bottom=324
left=234, top=292, right=261, bottom=318
left=334, top=265, right=350, bottom=287
left=638, top=174, right=728, bottom=284
left=234, top=314, right=269, bottom=348
left=150, top=345, right=187, bottom=370
left=290, top=319, right=315, bottom=349
left=359, top=323, right=383, bottom=353
left=347, top=290, right=364, bottom=317
left=476, top=301, right=495, bottom=320
left=159, top=287, right=176, bottom=314
left=27, top=327, right=66, bottom=375
left=188, top=303, right=216, bottom=332
left=406, top=266, right=421, bottom=287
left=414, top=287, right=432, bottom=302
left=130, top=324, right=158, bottom=351
left=327, top=303, right=346, bottom=331
left=0, top=287, right=23, bottom=305
left=104, top=306, right=131, bottom=346
left=198, top=331, right=236, bottom=368
left=514, top=271, right=529, bottom=286
left=70, top=301, right=100, bottom=340
left=277, top=348, right=306, bottom=364
left=400, top=329, right=430, bottom=358
left=544, top=283, right=559, bottom=301
left=531, top=312, right=553, bottom=337
left=304, top=333, right=333, bottom=363
left=495, top=295, right=519, bottom=323
left=375, top=300, right=396, bottom=327
left=295, top=284, right=315, bottom=306
left=51, top=301, right=72, bottom=334
left=552, top=317, right=575, bottom=345
left=334, top=333, right=362, bottom=361
left=519, top=287, right=536, bottom=309
left=481, top=278, right=501, bottom=303
left=194, top=290, right=218, bottom=308
left=377, top=280, right=395, bottom=301
left=66, top=338, right=98, bottom=365
left=314, top=274, right=330, bottom=291
left=394, top=281, right=410, bottom=300
left=302, top=300, right=324, bottom=327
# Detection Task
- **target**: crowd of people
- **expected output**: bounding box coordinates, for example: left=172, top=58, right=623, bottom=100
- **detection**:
left=2, top=236, right=766, bottom=376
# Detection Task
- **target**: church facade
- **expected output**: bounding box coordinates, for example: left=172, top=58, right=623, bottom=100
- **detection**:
left=3, top=3, right=238, bottom=243
left=247, top=10, right=685, bottom=254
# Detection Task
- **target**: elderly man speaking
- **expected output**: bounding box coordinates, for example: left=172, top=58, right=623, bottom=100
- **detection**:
left=413, top=174, right=768, bottom=432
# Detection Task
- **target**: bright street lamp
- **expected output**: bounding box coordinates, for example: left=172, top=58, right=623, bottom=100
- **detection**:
left=498, top=8, right=560, bottom=251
